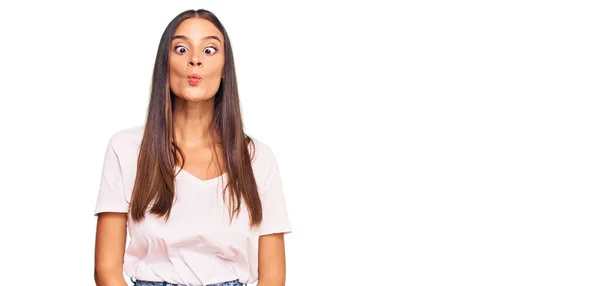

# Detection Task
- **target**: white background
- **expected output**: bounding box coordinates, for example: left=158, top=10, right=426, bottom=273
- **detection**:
left=0, top=1, right=598, bottom=285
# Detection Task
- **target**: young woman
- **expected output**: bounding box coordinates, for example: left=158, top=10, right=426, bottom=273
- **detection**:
left=93, top=9, right=291, bottom=286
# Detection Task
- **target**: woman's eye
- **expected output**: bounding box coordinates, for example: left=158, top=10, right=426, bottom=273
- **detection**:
left=174, top=45, right=188, bottom=54
left=204, top=46, right=217, bottom=55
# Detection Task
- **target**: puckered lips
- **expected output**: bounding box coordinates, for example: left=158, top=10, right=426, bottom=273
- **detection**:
left=188, top=74, right=201, bottom=86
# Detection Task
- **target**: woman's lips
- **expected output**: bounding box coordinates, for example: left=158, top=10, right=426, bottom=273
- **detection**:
left=188, top=74, right=201, bottom=86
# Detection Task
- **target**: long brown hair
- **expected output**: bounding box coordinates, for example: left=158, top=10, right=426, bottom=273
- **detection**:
left=129, top=9, right=262, bottom=228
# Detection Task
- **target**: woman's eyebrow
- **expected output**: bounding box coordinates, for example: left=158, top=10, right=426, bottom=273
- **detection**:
left=171, top=35, right=222, bottom=44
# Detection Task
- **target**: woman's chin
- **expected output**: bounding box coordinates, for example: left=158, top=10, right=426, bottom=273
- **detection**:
left=178, top=92, right=215, bottom=102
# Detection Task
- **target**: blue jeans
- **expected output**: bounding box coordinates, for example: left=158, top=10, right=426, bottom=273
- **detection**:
left=131, top=278, right=246, bottom=286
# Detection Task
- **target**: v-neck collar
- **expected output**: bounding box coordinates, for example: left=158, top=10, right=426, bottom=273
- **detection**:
left=174, top=165, right=227, bottom=185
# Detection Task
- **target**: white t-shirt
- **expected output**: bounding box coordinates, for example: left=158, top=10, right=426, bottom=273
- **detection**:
left=93, top=126, right=292, bottom=285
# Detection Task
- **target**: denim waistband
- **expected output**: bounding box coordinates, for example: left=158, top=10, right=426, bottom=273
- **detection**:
left=131, top=277, right=246, bottom=286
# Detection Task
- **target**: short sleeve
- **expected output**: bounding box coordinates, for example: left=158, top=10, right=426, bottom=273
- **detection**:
left=258, top=147, right=292, bottom=236
left=93, top=136, right=129, bottom=215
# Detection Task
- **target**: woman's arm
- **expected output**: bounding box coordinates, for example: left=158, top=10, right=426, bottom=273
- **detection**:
left=257, top=233, right=287, bottom=286
left=94, top=212, right=128, bottom=286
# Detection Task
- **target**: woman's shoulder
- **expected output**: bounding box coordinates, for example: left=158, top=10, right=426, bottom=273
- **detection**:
left=247, top=136, right=278, bottom=164
left=105, top=125, right=145, bottom=155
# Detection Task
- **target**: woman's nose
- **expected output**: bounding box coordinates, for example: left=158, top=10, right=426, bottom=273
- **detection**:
left=187, top=60, right=202, bottom=67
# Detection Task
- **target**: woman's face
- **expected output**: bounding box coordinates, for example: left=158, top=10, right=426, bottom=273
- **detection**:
left=169, top=18, right=225, bottom=102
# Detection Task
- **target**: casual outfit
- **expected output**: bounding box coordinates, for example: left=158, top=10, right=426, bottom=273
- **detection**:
left=94, top=126, right=292, bottom=286
left=131, top=277, right=245, bottom=286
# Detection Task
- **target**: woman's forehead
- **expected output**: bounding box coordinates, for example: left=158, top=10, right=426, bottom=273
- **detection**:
left=173, top=18, right=223, bottom=42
